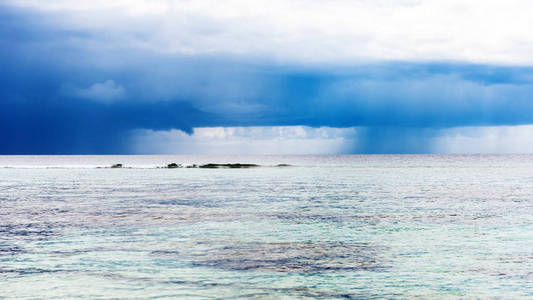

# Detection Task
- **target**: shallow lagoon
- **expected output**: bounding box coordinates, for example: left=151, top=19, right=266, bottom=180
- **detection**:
left=2, top=155, right=533, bottom=298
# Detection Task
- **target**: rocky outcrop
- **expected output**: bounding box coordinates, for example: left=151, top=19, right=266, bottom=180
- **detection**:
left=159, top=163, right=289, bottom=169
left=198, top=163, right=260, bottom=169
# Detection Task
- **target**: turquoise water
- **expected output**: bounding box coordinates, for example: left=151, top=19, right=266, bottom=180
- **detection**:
left=2, top=155, right=533, bottom=299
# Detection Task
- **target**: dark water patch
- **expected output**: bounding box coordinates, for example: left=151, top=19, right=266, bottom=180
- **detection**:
left=0, top=245, right=25, bottom=255
left=267, top=211, right=434, bottom=225
left=269, top=212, right=354, bottom=223
left=187, top=241, right=386, bottom=273
left=0, top=224, right=56, bottom=240
left=267, top=211, right=500, bottom=226
left=47, top=248, right=102, bottom=257
left=226, top=289, right=365, bottom=299
left=0, top=268, right=64, bottom=275
left=151, top=250, right=182, bottom=257
left=157, top=198, right=221, bottom=208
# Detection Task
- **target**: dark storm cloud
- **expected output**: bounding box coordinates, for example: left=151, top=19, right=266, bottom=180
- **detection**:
left=2, top=4, right=533, bottom=154
left=0, top=96, right=207, bottom=154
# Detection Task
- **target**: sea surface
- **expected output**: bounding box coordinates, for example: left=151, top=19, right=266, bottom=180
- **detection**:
left=2, top=155, right=533, bottom=299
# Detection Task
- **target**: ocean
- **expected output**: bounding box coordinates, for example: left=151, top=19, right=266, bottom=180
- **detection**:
left=1, top=155, right=533, bottom=299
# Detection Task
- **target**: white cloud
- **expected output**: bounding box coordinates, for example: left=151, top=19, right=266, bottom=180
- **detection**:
left=7, top=0, right=533, bottom=65
left=71, top=80, right=126, bottom=102
left=129, top=126, right=357, bottom=154
left=434, top=125, right=533, bottom=154
left=129, top=125, right=533, bottom=154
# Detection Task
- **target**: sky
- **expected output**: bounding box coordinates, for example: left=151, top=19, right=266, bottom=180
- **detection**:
left=2, top=0, right=533, bottom=154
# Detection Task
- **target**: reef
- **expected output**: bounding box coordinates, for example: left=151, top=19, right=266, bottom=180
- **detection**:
left=158, top=163, right=290, bottom=169
left=198, top=163, right=260, bottom=169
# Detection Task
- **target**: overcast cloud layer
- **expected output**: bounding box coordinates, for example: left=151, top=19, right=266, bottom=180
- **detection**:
left=7, top=0, right=533, bottom=64
left=2, top=1, right=533, bottom=154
